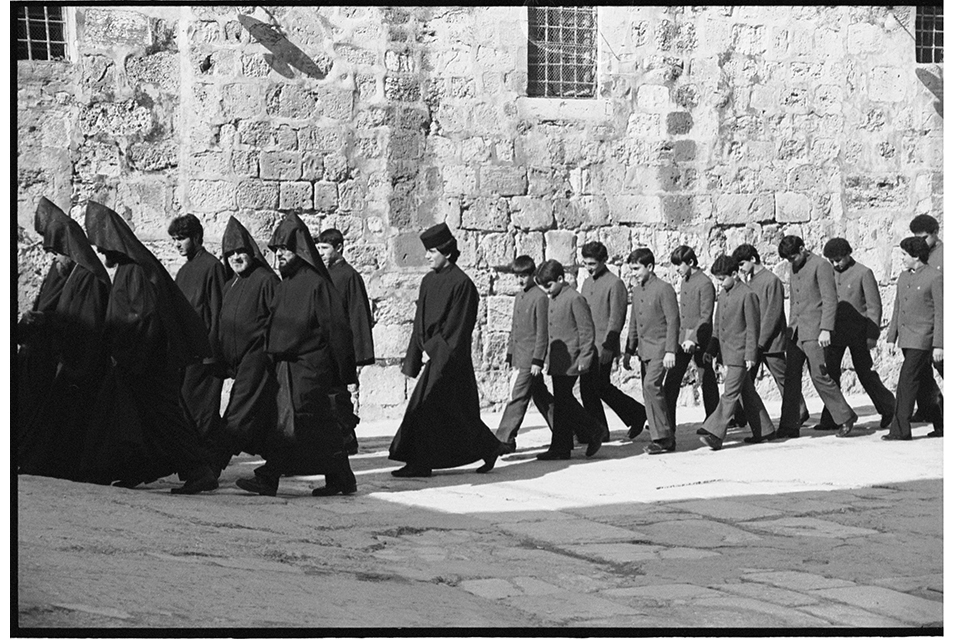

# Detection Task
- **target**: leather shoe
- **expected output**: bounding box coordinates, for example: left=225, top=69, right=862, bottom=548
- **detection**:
left=312, top=483, right=358, bottom=496
left=696, top=427, right=710, bottom=436
left=881, top=434, right=911, bottom=441
left=799, top=410, right=810, bottom=425
left=836, top=419, right=855, bottom=438
left=477, top=442, right=509, bottom=474
left=813, top=423, right=840, bottom=431
left=391, top=465, right=432, bottom=478
left=775, top=428, right=800, bottom=439
left=236, top=476, right=277, bottom=496
left=627, top=416, right=647, bottom=439
left=585, top=433, right=603, bottom=457
left=171, top=468, right=218, bottom=495
left=926, top=430, right=944, bottom=438
left=536, top=449, right=571, bottom=461
left=699, top=433, right=723, bottom=451
left=743, top=432, right=777, bottom=444
left=644, top=441, right=675, bottom=455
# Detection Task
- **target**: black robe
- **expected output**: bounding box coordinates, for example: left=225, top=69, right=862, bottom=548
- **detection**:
left=389, top=263, right=501, bottom=469
left=328, top=258, right=376, bottom=366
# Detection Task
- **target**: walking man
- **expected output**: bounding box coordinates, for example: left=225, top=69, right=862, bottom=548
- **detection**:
left=908, top=214, right=943, bottom=424
left=579, top=241, right=647, bottom=441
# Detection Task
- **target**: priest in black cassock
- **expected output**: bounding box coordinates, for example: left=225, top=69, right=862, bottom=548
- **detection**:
left=169, top=214, right=228, bottom=469
left=318, top=227, right=375, bottom=455
left=18, top=202, right=112, bottom=480
left=234, top=212, right=358, bottom=497
left=17, top=197, right=73, bottom=439
left=80, top=201, right=219, bottom=495
left=218, top=216, right=279, bottom=461
left=389, top=223, right=506, bottom=478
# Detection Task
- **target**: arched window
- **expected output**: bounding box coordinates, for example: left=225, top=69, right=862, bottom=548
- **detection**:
left=16, top=5, right=67, bottom=61
left=915, top=5, right=943, bottom=63
left=527, top=6, right=597, bottom=99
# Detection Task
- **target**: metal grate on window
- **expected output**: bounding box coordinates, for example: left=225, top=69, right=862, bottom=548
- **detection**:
left=527, top=6, right=597, bottom=99
left=16, top=5, right=67, bottom=61
left=915, top=5, right=943, bottom=63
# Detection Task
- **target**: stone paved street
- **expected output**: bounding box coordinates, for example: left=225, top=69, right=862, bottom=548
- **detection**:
left=17, top=395, right=943, bottom=631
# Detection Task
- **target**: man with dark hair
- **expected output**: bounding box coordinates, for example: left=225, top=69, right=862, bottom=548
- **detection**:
left=218, top=216, right=279, bottom=462
left=698, top=256, right=776, bottom=451
left=579, top=241, right=647, bottom=442
left=884, top=237, right=943, bottom=440
left=389, top=223, right=507, bottom=476
left=534, top=259, right=604, bottom=460
left=908, top=214, right=943, bottom=423
left=81, top=201, right=219, bottom=494
left=776, top=235, right=857, bottom=438
left=623, top=248, right=681, bottom=454
left=168, top=213, right=228, bottom=470
left=235, top=212, right=358, bottom=497
left=317, top=227, right=375, bottom=456
left=494, top=255, right=554, bottom=452
left=18, top=201, right=112, bottom=480
left=664, top=245, right=719, bottom=428
left=818, top=238, right=895, bottom=434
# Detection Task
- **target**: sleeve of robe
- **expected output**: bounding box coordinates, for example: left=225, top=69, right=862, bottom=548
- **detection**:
left=402, top=285, right=427, bottom=378
left=204, top=260, right=227, bottom=364
left=345, top=270, right=376, bottom=366
left=111, top=265, right=165, bottom=376
left=317, top=282, right=358, bottom=386
left=422, top=276, right=479, bottom=369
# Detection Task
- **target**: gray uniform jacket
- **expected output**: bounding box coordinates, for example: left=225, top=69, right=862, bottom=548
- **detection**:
left=708, top=280, right=761, bottom=367
left=833, top=260, right=882, bottom=342
left=580, top=266, right=629, bottom=356
left=545, top=282, right=596, bottom=376
left=746, top=266, right=789, bottom=354
left=887, top=264, right=943, bottom=351
left=788, top=252, right=837, bottom=342
left=679, top=269, right=715, bottom=349
left=625, top=273, right=680, bottom=362
left=928, top=241, right=943, bottom=273
left=506, top=283, right=548, bottom=370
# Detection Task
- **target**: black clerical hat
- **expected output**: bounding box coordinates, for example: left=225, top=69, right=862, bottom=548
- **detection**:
left=420, top=222, right=455, bottom=250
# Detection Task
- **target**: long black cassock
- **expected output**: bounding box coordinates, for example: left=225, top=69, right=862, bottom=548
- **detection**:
left=80, top=201, right=213, bottom=486
left=17, top=198, right=73, bottom=436
left=18, top=206, right=111, bottom=480
left=389, top=262, right=501, bottom=470
left=219, top=216, right=279, bottom=457
left=263, top=213, right=357, bottom=478
left=327, top=258, right=376, bottom=366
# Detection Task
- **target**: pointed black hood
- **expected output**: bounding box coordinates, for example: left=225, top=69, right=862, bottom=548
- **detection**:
left=268, top=212, right=331, bottom=281
left=222, top=216, right=271, bottom=272
left=42, top=203, right=110, bottom=285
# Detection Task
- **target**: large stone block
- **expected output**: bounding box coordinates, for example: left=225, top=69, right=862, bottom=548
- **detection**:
left=279, top=181, right=313, bottom=210
left=358, top=364, right=408, bottom=411
left=786, top=165, right=826, bottom=192
left=391, top=231, right=426, bottom=268
left=486, top=295, right=514, bottom=330
left=545, top=230, right=578, bottom=265
left=662, top=195, right=696, bottom=226
left=298, top=126, right=345, bottom=152
left=128, top=141, right=178, bottom=172
left=266, top=84, right=317, bottom=119
left=608, top=195, right=663, bottom=225
left=117, top=180, right=175, bottom=241
left=775, top=192, right=812, bottom=223
left=371, top=323, right=412, bottom=360
left=442, top=165, right=477, bottom=196
left=715, top=193, right=775, bottom=224
left=462, top=197, right=509, bottom=231
left=237, top=180, right=279, bottom=210
left=515, top=232, right=545, bottom=263
left=511, top=196, right=553, bottom=230
left=125, top=52, right=179, bottom=94
left=317, top=87, right=354, bottom=121
left=260, top=152, right=301, bottom=180
left=188, top=179, right=236, bottom=212
left=868, top=67, right=908, bottom=103
left=222, top=83, right=263, bottom=119
left=82, top=8, right=151, bottom=48
left=847, top=23, right=882, bottom=55
left=635, top=85, right=670, bottom=112
left=313, top=182, right=338, bottom=212
left=478, top=232, right=514, bottom=269
left=480, top=165, right=527, bottom=196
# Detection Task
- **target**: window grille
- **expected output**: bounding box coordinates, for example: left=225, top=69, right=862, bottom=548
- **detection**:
left=915, top=5, right=943, bottom=63
left=527, top=6, right=597, bottom=99
left=16, top=5, right=67, bottom=61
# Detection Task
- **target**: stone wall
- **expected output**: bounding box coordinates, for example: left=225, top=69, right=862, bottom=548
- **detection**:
left=16, top=6, right=943, bottom=419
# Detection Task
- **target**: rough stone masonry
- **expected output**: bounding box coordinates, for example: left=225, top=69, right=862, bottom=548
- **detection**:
left=16, top=6, right=943, bottom=420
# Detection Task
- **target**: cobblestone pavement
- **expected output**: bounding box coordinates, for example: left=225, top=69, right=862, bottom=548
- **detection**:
left=16, top=395, right=943, bottom=631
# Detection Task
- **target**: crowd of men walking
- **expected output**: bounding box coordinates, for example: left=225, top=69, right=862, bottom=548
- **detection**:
left=16, top=198, right=944, bottom=495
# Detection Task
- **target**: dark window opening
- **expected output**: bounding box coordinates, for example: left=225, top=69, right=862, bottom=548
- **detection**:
left=527, top=6, right=597, bottom=99
left=915, top=5, right=943, bottom=63
left=16, top=5, right=67, bottom=61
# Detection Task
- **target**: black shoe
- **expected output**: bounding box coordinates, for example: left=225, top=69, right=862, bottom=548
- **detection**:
left=477, top=443, right=505, bottom=474
left=813, top=423, right=840, bottom=431
left=312, top=483, right=358, bottom=496
left=235, top=476, right=278, bottom=496
left=171, top=469, right=219, bottom=495
left=586, top=434, right=602, bottom=458
left=536, top=449, right=571, bottom=461
left=743, top=432, right=777, bottom=444
left=696, top=427, right=710, bottom=436
left=644, top=441, right=675, bottom=455
left=836, top=418, right=856, bottom=438
left=880, top=413, right=894, bottom=430
left=775, top=428, right=800, bottom=439
left=799, top=410, right=810, bottom=425
left=627, top=423, right=645, bottom=439
left=391, top=465, right=432, bottom=478
left=699, top=433, right=723, bottom=451
left=926, top=430, right=944, bottom=438
left=113, top=480, right=140, bottom=489
left=881, top=434, right=912, bottom=441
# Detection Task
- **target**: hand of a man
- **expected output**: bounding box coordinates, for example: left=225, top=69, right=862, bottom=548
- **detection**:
left=745, top=359, right=755, bottom=370
left=599, top=347, right=614, bottom=366
left=530, top=364, right=542, bottom=376
left=933, top=348, right=944, bottom=363
left=622, top=354, right=632, bottom=371
left=681, top=340, right=696, bottom=354
left=422, top=351, right=431, bottom=364
left=663, top=352, right=676, bottom=370
left=818, top=330, right=831, bottom=348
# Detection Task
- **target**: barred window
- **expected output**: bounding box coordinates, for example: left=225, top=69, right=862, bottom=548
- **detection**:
left=915, top=5, right=943, bottom=63
left=527, top=6, right=597, bottom=99
left=16, top=5, right=67, bottom=61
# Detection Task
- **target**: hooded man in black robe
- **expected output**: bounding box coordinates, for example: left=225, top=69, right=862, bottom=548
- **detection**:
left=18, top=202, right=112, bottom=480
left=389, top=223, right=506, bottom=478
left=17, top=197, right=73, bottom=437
left=218, top=216, right=279, bottom=460
left=318, top=227, right=375, bottom=455
left=80, top=201, right=219, bottom=494
left=234, top=212, right=359, bottom=497
left=169, top=214, right=228, bottom=469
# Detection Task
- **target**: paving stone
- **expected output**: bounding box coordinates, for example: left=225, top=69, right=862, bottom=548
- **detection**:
left=551, top=573, right=610, bottom=593
left=472, top=510, right=580, bottom=524
left=743, top=570, right=856, bottom=591
left=871, top=574, right=943, bottom=595
left=497, top=519, right=639, bottom=545
left=658, top=547, right=722, bottom=560
left=812, top=585, right=943, bottom=626
left=695, top=595, right=833, bottom=627
left=669, top=499, right=783, bottom=522
left=742, top=517, right=879, bottom=538
left=505, top=592, right=639, bottom=621
left=798, top=603, right=909, bottom=627
left=709, top=581, right=820, bottom=606
left=560, top=542, right=664, bottom=563
left=750, top=497, right=855, bottom=514
left=628, top=519, right=763, bottom=547
left=460, top=578, right=520, bottom=600
left=513, top=576, right=563, bottom=596
left=603, top=584, right=724, bottom=600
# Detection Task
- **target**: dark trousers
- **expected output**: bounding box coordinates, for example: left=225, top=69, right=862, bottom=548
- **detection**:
left=641, top=358, right=674, bottom=443
left=664, top=349, right=719, bottom=426
left=780, top=338, right=855, bottom=432
left=496, top=369, right=554, bottom=444
left=548, top=375, right=603, bottom=453
left=702, top=365, right=775, bottom=441
left=915, top=359, right=944, bottom=419
left=820, top=339, right=896, bottom=427
left=580, top=358, right=646, bottom=437
left=888, top=349, right=943, bottom=438
left=734, top=352, right=809, bottom=426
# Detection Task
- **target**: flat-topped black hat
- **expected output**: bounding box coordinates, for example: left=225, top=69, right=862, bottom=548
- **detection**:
left=420, top=222, right=455, bottom=250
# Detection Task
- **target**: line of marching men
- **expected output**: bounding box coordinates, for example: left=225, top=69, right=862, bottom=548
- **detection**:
left=16, top=198, right=943, bottom=495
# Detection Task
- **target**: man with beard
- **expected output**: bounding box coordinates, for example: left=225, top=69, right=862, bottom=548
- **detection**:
left=389, top=223, right=506, bottom=477
left=18, top=201, right=111, bottom=479
left=17, top=197, right=73, bottom=438
left=80, top=201, right=219, bottom=494
left=218, top=216, right=279, bottom=462
left=169, top=214, right=228, bottom=468
left=234, top=212, right=358, bottom=497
